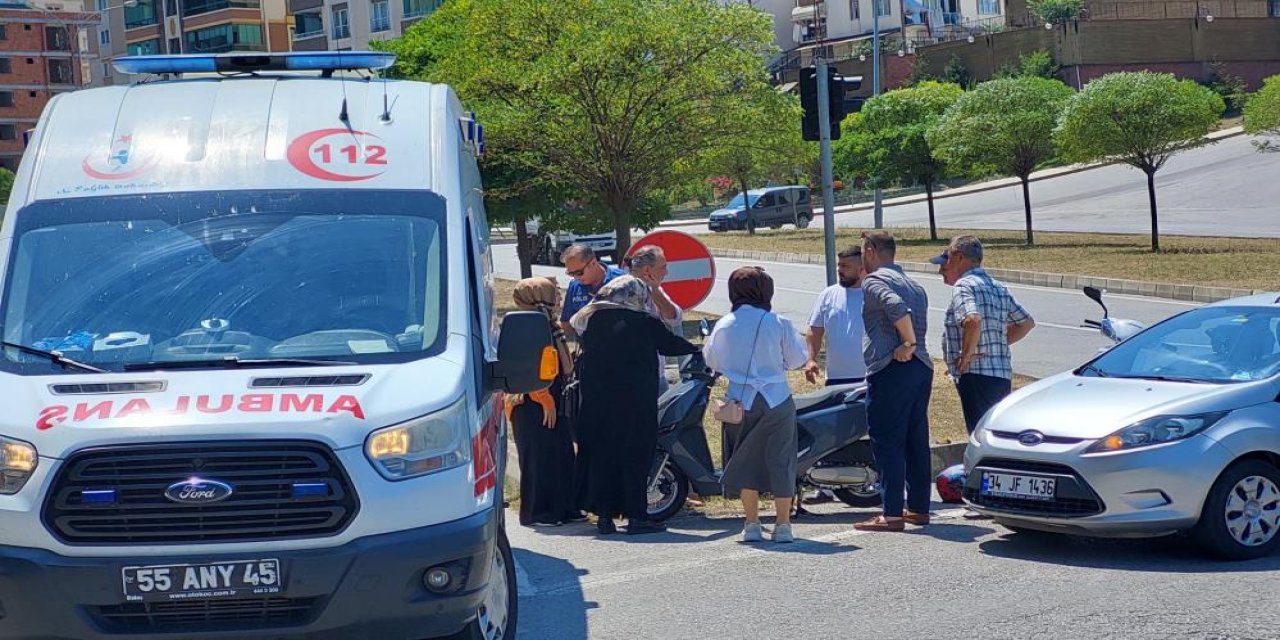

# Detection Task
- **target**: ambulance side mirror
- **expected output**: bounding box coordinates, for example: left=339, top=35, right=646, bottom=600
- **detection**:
left=492, top=312, right=556, bottom=394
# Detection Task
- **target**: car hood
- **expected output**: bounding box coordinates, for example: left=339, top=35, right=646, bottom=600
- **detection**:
left=710, top=208, right=745, bottom=218
left=983, top=372, right=1270, bottom=439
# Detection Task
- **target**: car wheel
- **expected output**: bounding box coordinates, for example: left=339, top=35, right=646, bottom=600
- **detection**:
left=746, top=218, right=757, bottom=235
left=450, top=528, right=518, bottom=640
left=796, top=215, right=811, bottom=229
left=1191, top=459, right=1280, bottom=561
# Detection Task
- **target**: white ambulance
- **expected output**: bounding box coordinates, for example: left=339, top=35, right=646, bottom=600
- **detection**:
left=0, top=52, right=553, bottom=640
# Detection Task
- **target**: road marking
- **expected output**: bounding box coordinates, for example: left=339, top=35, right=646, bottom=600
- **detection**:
left=525, top=508, right=971, bottom=599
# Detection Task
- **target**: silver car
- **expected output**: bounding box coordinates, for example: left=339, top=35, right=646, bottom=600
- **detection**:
left=964, top=291, right=1280, bottom=560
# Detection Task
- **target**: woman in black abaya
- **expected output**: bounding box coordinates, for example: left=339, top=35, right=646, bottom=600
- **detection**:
left=570, top=275, right=698, bottom=535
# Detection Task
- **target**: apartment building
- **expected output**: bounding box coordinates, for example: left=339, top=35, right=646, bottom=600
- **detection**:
left=289, top=0, right=441, bottom=52
left=0, top=1, right=102, bottom=170
left=95, top=0, right=291, bottom=85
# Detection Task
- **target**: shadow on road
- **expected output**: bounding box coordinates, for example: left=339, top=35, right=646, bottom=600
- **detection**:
left=515, top=548, right=592, bottom=640
left=978, top=530, right=1280, bottom=573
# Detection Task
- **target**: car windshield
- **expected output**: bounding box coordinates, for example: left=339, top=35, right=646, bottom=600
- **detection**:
left=725, top=192, right=758, bottom=208
left=0, top=190, right=447, bottom=374
left=1081, top=306, right=1280, bottom=383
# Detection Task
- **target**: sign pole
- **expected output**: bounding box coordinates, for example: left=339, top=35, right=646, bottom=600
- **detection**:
left=817, top=58, right=838, bottom=286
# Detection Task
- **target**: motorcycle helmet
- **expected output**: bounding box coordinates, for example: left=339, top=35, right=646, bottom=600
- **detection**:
left=936, top=464, right=967, bottom=504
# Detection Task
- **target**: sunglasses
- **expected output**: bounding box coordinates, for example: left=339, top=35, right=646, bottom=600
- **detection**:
left=565, top=257, right=596, bottom=278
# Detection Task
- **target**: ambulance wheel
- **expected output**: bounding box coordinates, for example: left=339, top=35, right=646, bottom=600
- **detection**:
left=453, top=529, right=517, bottom=640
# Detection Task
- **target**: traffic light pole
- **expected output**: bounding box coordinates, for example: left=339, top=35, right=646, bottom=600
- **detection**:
left=872, top=6, right=884, bottom=229
left=816, top=56, right=838, bottom=287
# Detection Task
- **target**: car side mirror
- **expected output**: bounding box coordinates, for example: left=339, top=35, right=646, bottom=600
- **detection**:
left=492, top=312, right=555, bottom=394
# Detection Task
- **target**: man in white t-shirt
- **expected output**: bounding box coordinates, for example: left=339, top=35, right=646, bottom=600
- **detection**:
left=804, top=247, right=868, bottom=386
left=801, top=246, right=868, bottom=506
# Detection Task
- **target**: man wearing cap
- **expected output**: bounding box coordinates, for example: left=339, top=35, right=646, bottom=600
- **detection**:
left=931, top=235, right=1036, bottom=434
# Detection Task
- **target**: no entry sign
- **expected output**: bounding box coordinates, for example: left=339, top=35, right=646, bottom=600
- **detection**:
left=627, top=230, right=716, bottom=310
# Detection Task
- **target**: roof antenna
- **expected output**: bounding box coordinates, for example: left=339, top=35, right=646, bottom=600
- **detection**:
left=337, top=51, right=350, bottom=123
left=379, top=73, right=391, bottom=122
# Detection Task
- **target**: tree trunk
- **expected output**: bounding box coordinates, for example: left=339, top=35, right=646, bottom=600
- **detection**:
left=739, top=175, right=754, bottom=236
left=1019, top=174, right=1034, bottom=246
left=924, top=180, right=938, bottom=241
left=514, top=214, right=533, bottom=279
left=1145, top=169, right=1160, bottom=252
left=610, top=200, right=634, bottom=260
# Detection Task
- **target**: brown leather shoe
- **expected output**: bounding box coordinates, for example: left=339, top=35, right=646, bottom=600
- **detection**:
left=902, top=511, right=931, bottom=525
left=853, top=515, right=905, bottom=532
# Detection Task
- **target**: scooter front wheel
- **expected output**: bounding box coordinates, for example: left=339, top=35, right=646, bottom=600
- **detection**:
left=647, top=460, right=689, bottom=522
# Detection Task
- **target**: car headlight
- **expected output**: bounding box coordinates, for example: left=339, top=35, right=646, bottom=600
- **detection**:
left=1084, top=412, right=1227, bottom=454
left=365, top=398, right=471, bottom=480
left=0, top=435, right=37, bottom=495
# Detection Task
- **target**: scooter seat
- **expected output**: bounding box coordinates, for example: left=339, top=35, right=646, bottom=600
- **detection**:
left=793, top=382, right=863, bottom=413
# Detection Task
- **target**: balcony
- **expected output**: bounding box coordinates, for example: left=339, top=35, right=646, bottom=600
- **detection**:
left=292, top=28, right=325, bottom=40
left=184, top=0, right=261, bottom=16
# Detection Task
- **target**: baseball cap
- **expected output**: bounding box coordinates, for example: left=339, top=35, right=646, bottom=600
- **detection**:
left=928, top=250, right=950, bottom=265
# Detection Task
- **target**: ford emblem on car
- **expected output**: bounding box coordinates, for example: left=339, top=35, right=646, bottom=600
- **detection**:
left=1017, top=431, right=1046, bottom=446
left=164, top=478, right=234, bottom=504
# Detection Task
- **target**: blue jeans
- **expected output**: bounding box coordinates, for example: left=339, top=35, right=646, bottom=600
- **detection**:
left=866, top=358, right=933, bottom=517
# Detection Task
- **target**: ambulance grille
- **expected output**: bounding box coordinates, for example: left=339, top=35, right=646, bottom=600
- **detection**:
left=250, top=374, right=370, bottom=388
left=42, top=441, right=359, bottom=545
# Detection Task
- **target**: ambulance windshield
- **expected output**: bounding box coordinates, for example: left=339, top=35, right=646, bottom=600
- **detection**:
left=0, top=190, right=447, bottom=374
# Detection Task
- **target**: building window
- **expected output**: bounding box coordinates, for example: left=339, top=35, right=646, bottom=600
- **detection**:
left=849, top=0, right=860, bottom=19
left=46, top=27, right=72, bottom=51
left=185, top=0, right=261, bottom=17
left=0, top=92, right=13, bottom=108
left=184, top=23, right=264, bottom=53
left=0, top=58, right=9, bottom=74
left=370, top=0, right=390, bottom=32
left=0, top=25, right=6, bottom=40
left=49, top=59, right=74, bottom=84
left=874, top=0, right=891, bottom=16
left=97, top=0, right=108, bottom=9
left=99, top=28, right=111, bottom=46
left=403, top=0, right=440, bottom=19
left=1270, top=0, right=1279, bottom=16
left=294, top=11, right=323, bottom=38
left=127, top=38, right=161, bottom=55
left=124, top=0, right=159, bottom=28
left=978, top=0, right=1001, bottom=13
left=29, top=90, right=37, bottom=97
left=332, top=6, right=350, bottom=39
left=0, top=124, right=16, bottom=141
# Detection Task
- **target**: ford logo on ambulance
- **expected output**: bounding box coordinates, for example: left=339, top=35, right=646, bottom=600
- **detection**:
left=164, top=478, right=235, bottom=504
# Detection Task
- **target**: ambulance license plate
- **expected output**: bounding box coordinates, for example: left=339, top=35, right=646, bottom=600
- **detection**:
left=121, top=559, right=282, bottom=601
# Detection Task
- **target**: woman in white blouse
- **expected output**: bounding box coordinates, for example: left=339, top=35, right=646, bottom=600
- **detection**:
left=703, top=266, right=808, bottom=543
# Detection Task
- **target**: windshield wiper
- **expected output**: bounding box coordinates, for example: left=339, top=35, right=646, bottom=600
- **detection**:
left=1, top=341, right=106, bottom=373
left=1078, top=363, right=1110, bottom=378
left=124, top=357, right=356, bottom=371
left=1113, top=374, right=1212, bottom=384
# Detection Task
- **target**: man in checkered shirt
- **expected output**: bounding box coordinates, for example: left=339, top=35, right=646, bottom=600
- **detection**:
left=931, top=235, right=1037, bottom=434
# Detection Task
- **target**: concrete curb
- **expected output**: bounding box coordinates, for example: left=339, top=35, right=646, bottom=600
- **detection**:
left=709, top=247, right=1268, bottom=303
left=930, top=442, right=968, bottom=477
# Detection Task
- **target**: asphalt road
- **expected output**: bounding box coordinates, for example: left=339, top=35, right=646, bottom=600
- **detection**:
left=510, top=503, right=1280, bottom=640
left=672, top=134, right=1280, bottom=238
left=492, top=247, right=1199, bottom=379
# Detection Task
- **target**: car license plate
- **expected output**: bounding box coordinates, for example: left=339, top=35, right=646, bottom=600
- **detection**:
left=121, top=559, right=282, bottom=602
left=980, top=472, right=1056, bottom=501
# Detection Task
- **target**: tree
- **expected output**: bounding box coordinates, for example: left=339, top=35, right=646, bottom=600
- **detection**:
left=0, top=168, right=14, bottom=209
left=928, top=76, right=1073, bottom=245
left=834, top=82, right=963, bottom=240
left=942, top=56, right=971, bottom=89
left=383, top=0, right=781, bottom=257
left=995, top=49, right=1060, bottom=80
left=1055, top=71, right=1224, bottom=251
left=1203, top=61, right=1248, bottom=116
left=1244, top=75, right=1280, bottom=153
left=1028, top=0, right=1082, bottom=22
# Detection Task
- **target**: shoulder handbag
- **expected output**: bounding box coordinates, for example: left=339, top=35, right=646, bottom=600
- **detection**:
left=711, top=313, right=767, bottom=425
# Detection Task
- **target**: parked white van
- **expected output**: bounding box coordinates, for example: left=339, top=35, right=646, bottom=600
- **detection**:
left=0, top=52, right=552, bottom=640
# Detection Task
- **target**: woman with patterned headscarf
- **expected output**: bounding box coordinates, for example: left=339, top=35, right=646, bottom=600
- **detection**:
left=571, top=276, right=699, bottom=535
left=505, top=276, right=582, bottom=528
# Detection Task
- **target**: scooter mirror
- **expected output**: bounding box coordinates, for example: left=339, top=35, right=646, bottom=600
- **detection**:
left=1083, top=286, right=1109, bottom=318
left=699, top=318, right=711, bottom=337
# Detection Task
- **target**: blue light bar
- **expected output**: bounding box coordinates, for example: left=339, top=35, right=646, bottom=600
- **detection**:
left=291, top=482, right=330, bottom=500
left=81, top=489, right=118, bottom=506
left=114, top=52, right=396, bottom=76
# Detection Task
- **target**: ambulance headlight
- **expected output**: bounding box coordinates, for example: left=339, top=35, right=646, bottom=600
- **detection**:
left=365, top=398, right=471, bottom=480
left=0, top=435, right=38, bottom=495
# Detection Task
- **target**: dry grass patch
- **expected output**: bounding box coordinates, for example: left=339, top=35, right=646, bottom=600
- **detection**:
left=699, top=228, right=1280, bottom=292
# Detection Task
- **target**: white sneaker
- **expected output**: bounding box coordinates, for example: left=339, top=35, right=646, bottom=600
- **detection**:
left=773, top=523, right=794, bottom=543
left=742, top=522, right=763, bottom=542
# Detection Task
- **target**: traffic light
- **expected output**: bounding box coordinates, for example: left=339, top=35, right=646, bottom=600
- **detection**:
left=800, top=68, right=863, bottom=141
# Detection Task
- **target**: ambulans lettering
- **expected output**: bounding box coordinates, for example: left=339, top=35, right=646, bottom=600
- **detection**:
left=286, top=129, right=389, bottom=182
left=35, top=394, right=366, bottom=430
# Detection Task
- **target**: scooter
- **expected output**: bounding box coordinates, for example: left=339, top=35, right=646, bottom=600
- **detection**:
left=1083, top=285, right=1146, bottom=344
left=645, top=320, right=881, bottom=522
